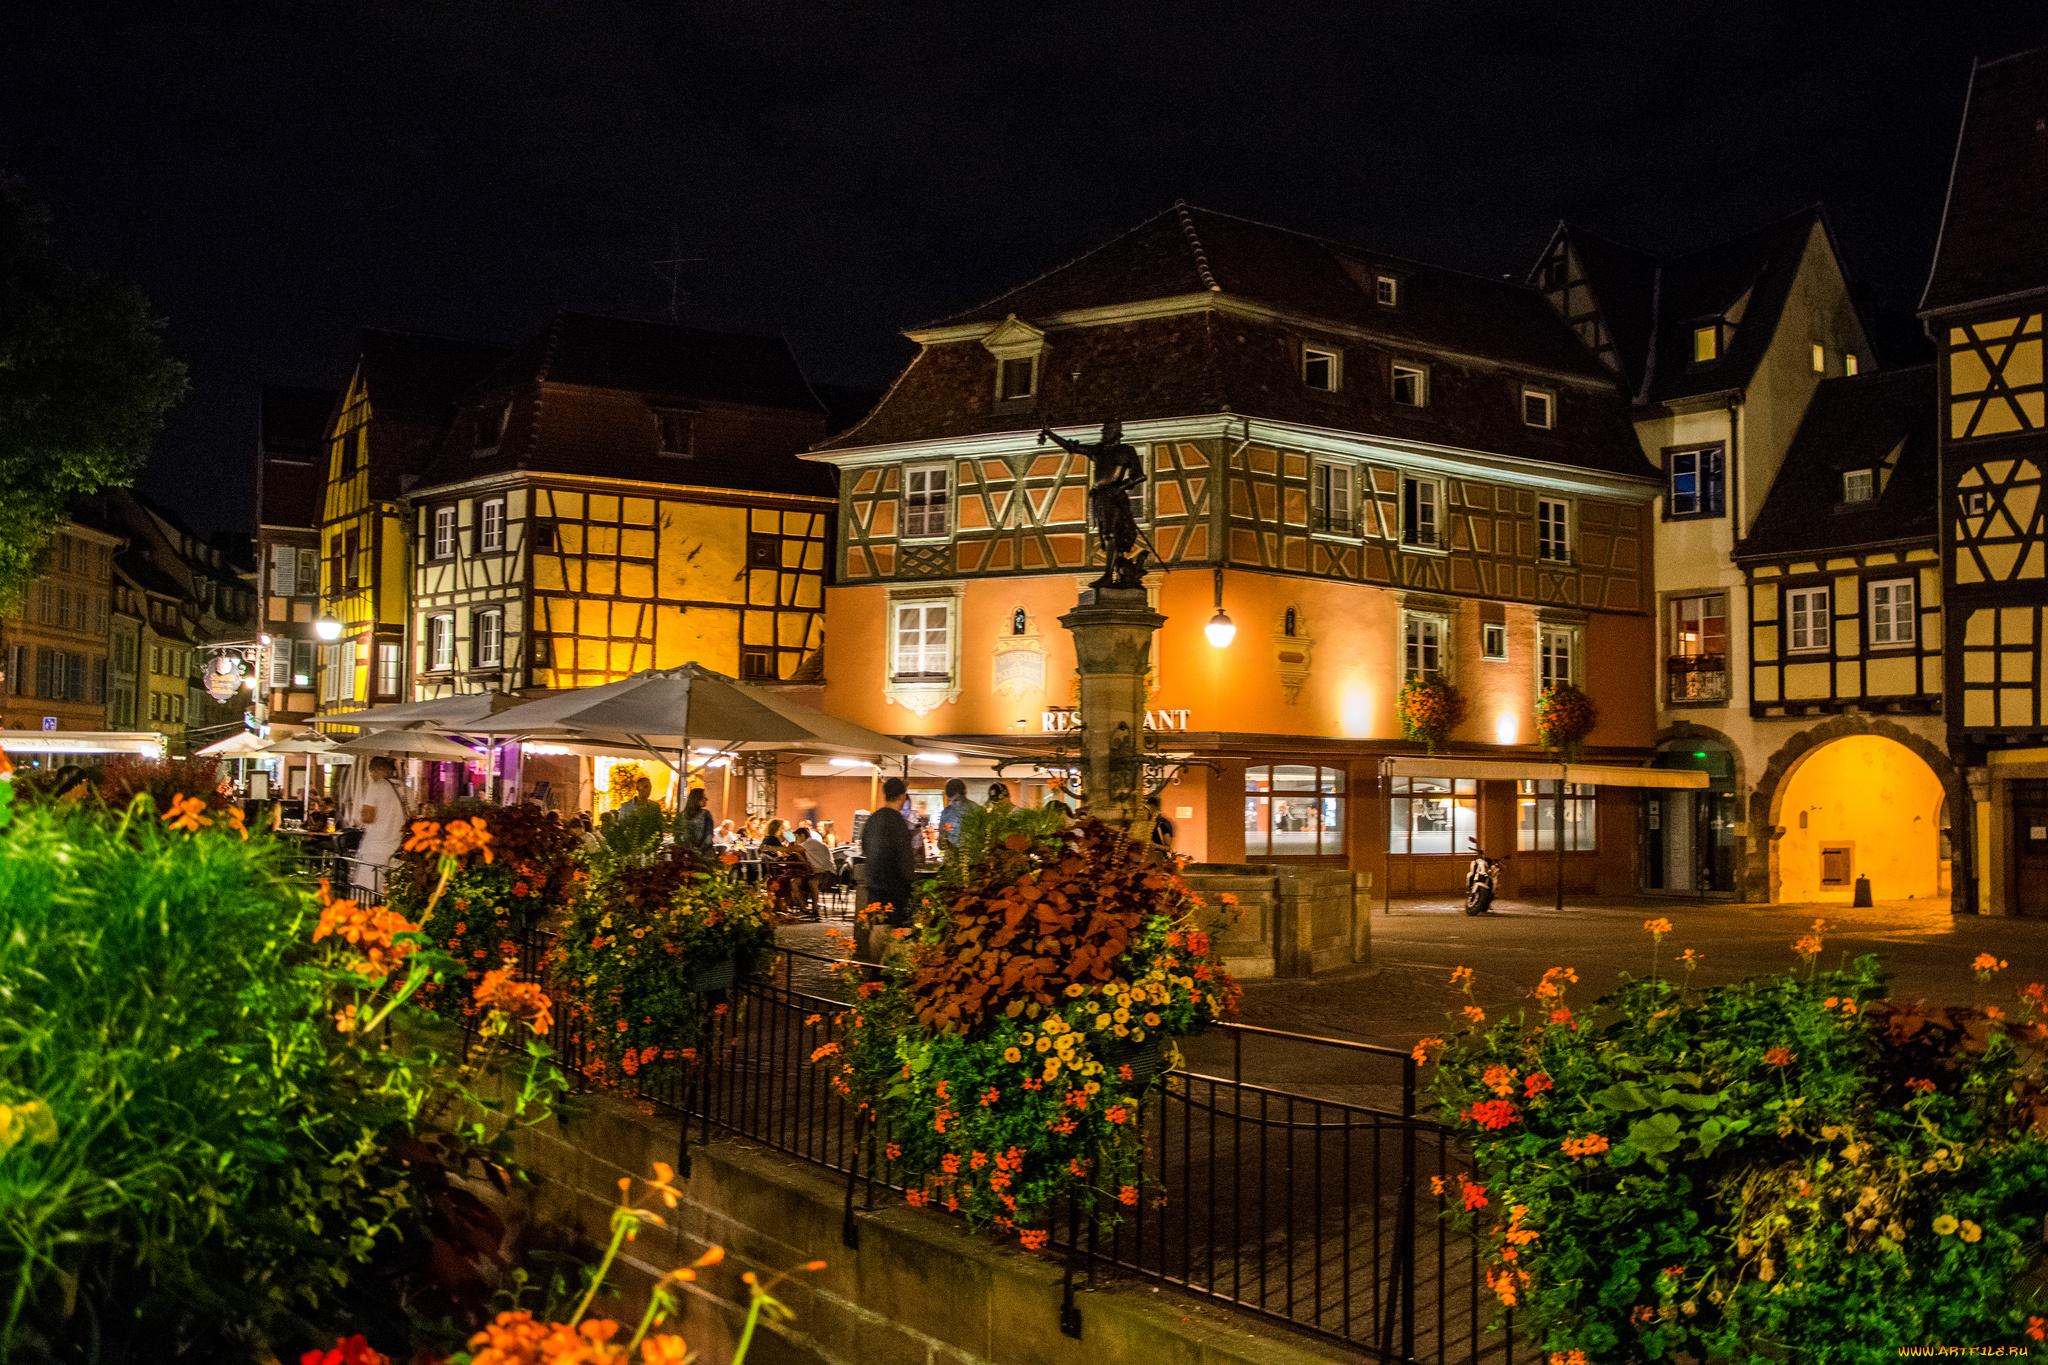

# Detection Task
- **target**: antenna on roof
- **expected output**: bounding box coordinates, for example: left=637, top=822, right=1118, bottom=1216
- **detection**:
left=650, top=224, right=706, bottom=323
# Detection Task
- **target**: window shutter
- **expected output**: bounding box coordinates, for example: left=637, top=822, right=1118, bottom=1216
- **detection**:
left=272, top=544, right=296, bottom=597
left=271, top=642, right=290, bottom=686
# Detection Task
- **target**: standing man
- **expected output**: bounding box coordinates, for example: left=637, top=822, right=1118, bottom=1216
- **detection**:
left=1147, top=793, right=1176, bottom=852
left=351, top=755, right=411, bottom=896
left=617, top=776, right=657, bottom=820
left=936, top=777, right=977, bottom=848
left=859, top=776, right=917, bottom=959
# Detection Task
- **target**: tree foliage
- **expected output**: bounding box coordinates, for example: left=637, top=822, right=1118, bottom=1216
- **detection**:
left=0, top=177, right=187, bottom=605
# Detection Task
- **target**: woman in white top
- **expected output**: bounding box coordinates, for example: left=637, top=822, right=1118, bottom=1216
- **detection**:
left=352, top=756, right=412, bottom=895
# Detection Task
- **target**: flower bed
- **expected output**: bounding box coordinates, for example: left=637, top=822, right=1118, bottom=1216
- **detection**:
left=829, top=809, right=1237, bottom=1243
left=554, top=854, right=777, bottom=1091
left=384, top=800, right=581, bottom=1016
left=1420, top=922, right=2048, bottom=1360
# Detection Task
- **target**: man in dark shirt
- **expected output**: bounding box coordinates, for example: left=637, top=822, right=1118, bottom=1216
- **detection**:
left=860, top=776, right=919, bottom=932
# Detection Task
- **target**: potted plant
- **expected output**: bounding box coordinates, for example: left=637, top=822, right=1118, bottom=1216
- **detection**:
left=826, top=808, right=1238, bottom=1246
left=1534, top=682, right=1597, bottom=761
left=1398, top=673, right=1467, bottom=754
left=555, top=855, right=777, bottom=1091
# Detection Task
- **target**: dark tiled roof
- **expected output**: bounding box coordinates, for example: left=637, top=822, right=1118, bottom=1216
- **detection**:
left=931, top=204, right=1614, bottom=382
left=1559, top=208, right=1829, bottom=407
left=354, top=330, right=512, bottom=424
left=1738, top=365, right=1938, bottom=560
left=821, top=206, right=1651, bottom=480
left=1922, top=47, right=2048, bottom=313
left=411, top=313, right=832, bottom=499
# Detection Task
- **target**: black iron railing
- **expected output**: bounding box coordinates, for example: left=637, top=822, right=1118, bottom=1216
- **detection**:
left=449, top=929, right=1518, bottom=1364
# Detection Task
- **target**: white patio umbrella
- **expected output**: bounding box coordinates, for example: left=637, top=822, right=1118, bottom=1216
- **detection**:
left=311, top=693, right=517, bottom=732
left=195, top=731, right=269, bottom=756
left=256, top=731, right=351, bottom=804
left=331, top=730, right=478, bottom=760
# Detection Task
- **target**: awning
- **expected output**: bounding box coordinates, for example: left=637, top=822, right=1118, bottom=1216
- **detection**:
left=0, top=730, right=166, bottom=757
left=1383, top=757, right=1708, bottom=789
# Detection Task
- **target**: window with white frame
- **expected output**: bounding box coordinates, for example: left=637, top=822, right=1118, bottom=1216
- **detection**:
left=1667, top=447, right=1726, bottom=519
left=902, top=464, right=950, bottom=539
left=474, top=609, right=503, bottom=668
left=1841, top=469, right=1874, bottom=504
left=1522, top=387, right=1555, bottom=429
left=1128, top=445, right=1150, bottom=524
left=1537, top=499, right=1570, bottom=562
left=376, top=642, right=401, bottom=697
left=1539, top=626, right=1577, bottom=689
left=1312, top=461, right=1355, bottom=535
left=1388, top=776, right=1474, bottom=854
left=1401, top=477, right=1440, bottom=547
left=1482, top=622, right=1509, bottom=660
left=1391, top=363, right=1427, bottom=407
left=1376, top=275, right=1399, bottom=307
left=1869, top=578, right=1916, bottom=646
left=1404, top=613, right=1446, bottom=680
left=1303, top=346, right=1340, bottom=392
left=432, top=506, right=456, bottom=559
left=428, top=614, right=455, bottom=672
left=479, top=498, right=505, bottom=552
left=1786, top=587, right=1831, bottom=652
left=892, top=601, right=952, bottom=682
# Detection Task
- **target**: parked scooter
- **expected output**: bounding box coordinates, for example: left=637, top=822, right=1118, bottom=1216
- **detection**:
left=1464, top=840, right=1505, bottom=916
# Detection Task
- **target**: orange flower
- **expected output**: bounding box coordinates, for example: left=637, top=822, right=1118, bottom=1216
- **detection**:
left=1450, top=966, right=1473, bottom=985
left=1643, top=917, right=1673, bottom=937
left=474, top=968, right=554, bottom=1035
left=1792, top=934, right=1823, bottom=957
left=225, top=805, right=249, bottom=840
left=1763, top=1047, right=1794, bottom=1067
left=1018, top=1228, right=1049, bottom=1250
left=1460, top=1005, right=1486, bottom=1026
left=1973, top=953, right=2008, bottom=976
left=1561, top=1133, right=1610, bottom=1160
left=161, top=794, right=212, bottom=832
left=1482, top=1065, right=1518, bottom=1098
left=1117, top=1185, right=1139, bottom=1206
left=1410, top=1036, right=1443, bottom=1064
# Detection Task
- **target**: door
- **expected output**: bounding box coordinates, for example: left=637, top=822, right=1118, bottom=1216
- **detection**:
left=2016, top=800, right=2048, bottom=916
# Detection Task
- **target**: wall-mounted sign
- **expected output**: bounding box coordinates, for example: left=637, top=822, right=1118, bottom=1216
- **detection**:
left=1040, top=707, right=1191, bottom=733
left=993, top=649, right=1046, bottom=698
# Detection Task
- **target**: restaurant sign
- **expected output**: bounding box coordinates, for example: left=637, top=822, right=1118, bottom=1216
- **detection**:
left=1040, top=707, right=1191, bottom=733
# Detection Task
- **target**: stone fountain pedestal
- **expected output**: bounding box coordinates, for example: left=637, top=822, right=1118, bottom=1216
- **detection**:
left=1058, top=586, right=1166, bottom=835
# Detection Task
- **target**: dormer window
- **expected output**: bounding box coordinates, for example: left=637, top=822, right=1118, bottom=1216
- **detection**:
left=656, top=409, right=694, bottom=458
left=1000, top=357, right=1036, bottom=400
left=1842, top=469, right=1875, bottom=504
left=1844, top=353, right=1860, bottom=376
left=982, top=313, right=1049, bottom=409
left=1522, top=387, right=1555, bottom=429
left=1303, top=346, right=1340, bottom=392
left=1392, top=363, right=1427, bottom=407
left=474, top=404, right=507, bottom=453
left=1693, top=326, right=1720, bottom=363
left=1376, top=275, right=1399, bottom=307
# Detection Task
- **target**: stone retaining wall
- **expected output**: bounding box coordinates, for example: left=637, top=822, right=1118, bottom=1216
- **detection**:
left=508, top=1091, right=1351, bottom=1365
left=1183, top=865, right=1371, bottom=978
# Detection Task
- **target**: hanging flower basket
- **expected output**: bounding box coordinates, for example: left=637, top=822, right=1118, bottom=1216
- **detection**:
left=1534, top=684, right=1597, bottom=761
left=1398, top=675, right=1467, bottom=754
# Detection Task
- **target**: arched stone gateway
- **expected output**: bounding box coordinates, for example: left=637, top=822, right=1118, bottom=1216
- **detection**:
left=1750, top=715, right=1968, bottom=911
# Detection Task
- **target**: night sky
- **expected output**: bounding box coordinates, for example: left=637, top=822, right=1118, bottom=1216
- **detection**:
left=5, top=2, right=2044, bottom=548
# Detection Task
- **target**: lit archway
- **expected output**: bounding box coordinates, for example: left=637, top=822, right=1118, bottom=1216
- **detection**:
left=1769, top=734, right=1948, bottom=902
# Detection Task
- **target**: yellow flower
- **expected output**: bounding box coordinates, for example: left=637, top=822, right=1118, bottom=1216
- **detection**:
left=1959, top=1220, right=1982, bottom=1243
left=1932, top=1214, right=1959, bottom=1236
left=1035, top=1037, right=1052, bottom=1052
left=1003, top=1047, right=1022, bottom=1063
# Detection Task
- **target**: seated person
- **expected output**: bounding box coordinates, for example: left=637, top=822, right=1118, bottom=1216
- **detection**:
left=793, top=825, right=837, bottom=906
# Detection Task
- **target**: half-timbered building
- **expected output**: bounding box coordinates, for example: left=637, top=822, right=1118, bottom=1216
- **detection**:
left=312, top=331, right=509, bottom=726
left=803, top=204, right=1668, bottom=895
left=1732, top=365, right=1956, bottom=903
left=1533, top=208, right=1929, bottom=902
left=255, top=384, right=336, bottom=731
left=1921, top=46, right=2048, bottom=916
left=401, top=312, right=834, bottom=806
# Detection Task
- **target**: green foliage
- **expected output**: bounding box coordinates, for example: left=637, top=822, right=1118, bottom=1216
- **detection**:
left=831, top=808, right=1237, bottom=1243
left=555, top=857, right=777, bottom=1090
left=0, top=178, right=187, bottom=607
left=0, top=782, right=562, bottom=1362
left=1427, top=941, right=2048, bottom=1361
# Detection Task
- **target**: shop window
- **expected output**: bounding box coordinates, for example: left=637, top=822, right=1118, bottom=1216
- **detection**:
left=1388, top=776, right=1475, bottom=855
left=1245, top=764, right=1347, bottom=858
left=1517, top=780, right=1597, bottom=851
